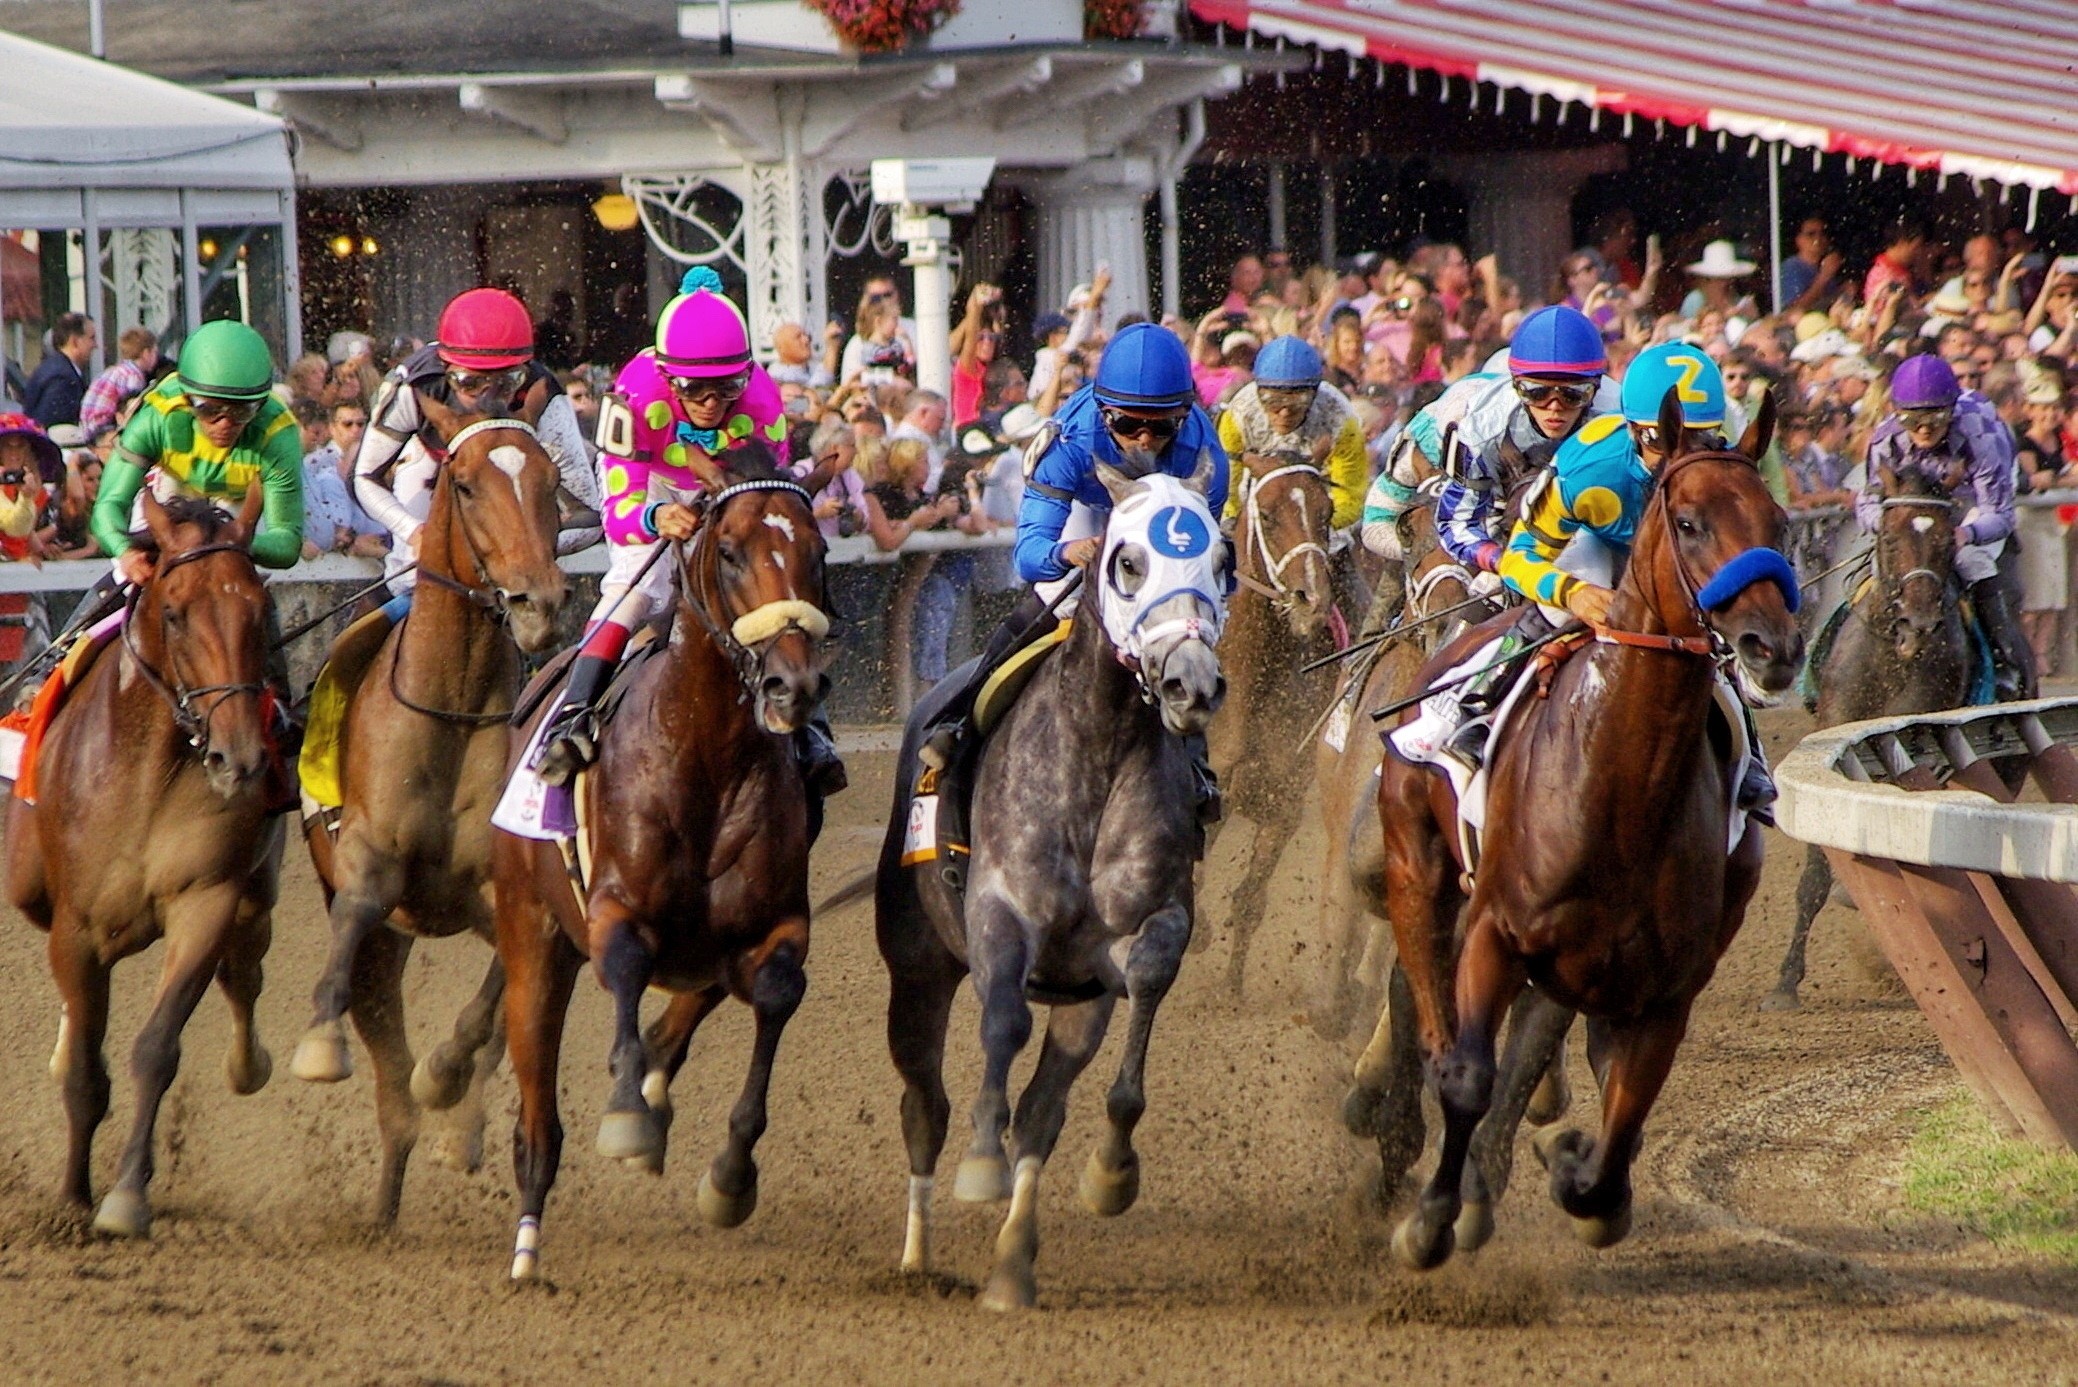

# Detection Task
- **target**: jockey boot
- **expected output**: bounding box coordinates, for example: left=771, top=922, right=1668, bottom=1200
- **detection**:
left=1736, top=707, right=1777, bottom=828
left=1455, top=606, right=1554, bottom=720
left=918, top=591, right=1057, bottom=772
left=1443, top=716, right=1493, bottom=773
left=1354, top=562, right=1406, bottom=644
left=1970, top=577, right=2032, bottom=702
left=534, top=653, right=616, bottom=788
left=792, top=711, right=848, bottom=798
left=1184, top=731, right=1222, bottom=827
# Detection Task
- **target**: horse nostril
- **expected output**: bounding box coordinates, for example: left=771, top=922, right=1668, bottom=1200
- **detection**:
left=1737, top=633, right=1775, bottom=665
left=504, top=589, right=530, bottom=607
left=1160, top=677, right=1186, bottom=705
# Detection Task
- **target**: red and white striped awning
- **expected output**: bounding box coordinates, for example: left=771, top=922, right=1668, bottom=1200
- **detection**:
left=1189, top=0, right=2078, bottom=196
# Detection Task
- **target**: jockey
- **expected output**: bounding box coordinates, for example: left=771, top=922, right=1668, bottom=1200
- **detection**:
left=525, top=266, right=840, bottom=791
left=95, top=320, right=304, bottom=582
left=1857, top=353, right=2027, bottom=699
left=916, top=321, right=1228, bottom=785
left=1356, top=307, right=1613, bottom=636
left=355, top=287, right=601, bottom=597
left=1443, top=342, right=1778, bottom=820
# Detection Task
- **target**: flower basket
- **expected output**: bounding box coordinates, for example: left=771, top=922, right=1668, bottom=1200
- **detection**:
left=805, top=0, right=963, bottom=53
left=1085, top=0, right=1143, bottom=39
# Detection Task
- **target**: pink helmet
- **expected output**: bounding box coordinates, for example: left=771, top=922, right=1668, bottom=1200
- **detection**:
left=655, top=266, right=752, bottom=379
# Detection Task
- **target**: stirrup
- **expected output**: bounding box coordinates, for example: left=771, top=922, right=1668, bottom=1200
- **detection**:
left=1737, top=760, right=1777, bottom=828
left=918, top=720, right=962, bottom=773
left=1443, top=718, right=1491, bottom=773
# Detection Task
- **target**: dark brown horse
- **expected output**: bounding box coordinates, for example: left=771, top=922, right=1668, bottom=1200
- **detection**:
left=1377, top=393, right=1802, bottom=1269
left=1763, top=463, right=1974, bottom=1010
left=1204, top=451, right=1337, bottom=994
left=290, top=404, right=568, bottom=1223
left=7, top=488, right=282, bottom=1237
left=493, top=458, right=828, bottom=1281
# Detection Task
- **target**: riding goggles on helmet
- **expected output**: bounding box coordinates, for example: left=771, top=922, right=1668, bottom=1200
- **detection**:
left=1513, top=379, right=1597, bottom=408
left=190, top=396, right=261, bottom=427
left=667, top=369, right=752, bottom=406
left=446, top=365, right=527, bottom=398
left=1257, top=385, right=1319, bottom=412
left=1101, top=406, right=1184, bottom=444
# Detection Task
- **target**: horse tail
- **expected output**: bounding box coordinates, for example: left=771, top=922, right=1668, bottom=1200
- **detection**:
left=814, top=867, right=876, bottom=916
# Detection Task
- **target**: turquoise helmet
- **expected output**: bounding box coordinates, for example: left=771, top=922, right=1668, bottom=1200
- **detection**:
left=1620, top=342, right=1724, bottom=429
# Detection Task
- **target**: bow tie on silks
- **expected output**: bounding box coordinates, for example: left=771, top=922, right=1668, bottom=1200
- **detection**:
left=676, top=420, right=725, bottom=454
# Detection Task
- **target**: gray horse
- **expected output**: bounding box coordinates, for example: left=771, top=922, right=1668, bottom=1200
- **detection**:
left=875, top=461, right=1226, bottom=1311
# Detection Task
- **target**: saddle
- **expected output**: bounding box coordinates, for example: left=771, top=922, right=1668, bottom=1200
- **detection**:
left=494, top=624, right=670, bottom=847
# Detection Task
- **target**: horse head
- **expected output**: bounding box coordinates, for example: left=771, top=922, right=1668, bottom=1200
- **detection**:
left=419, top=395, right=569, bottom=653
left=1872, top=463, right=1957, bottom=661
left=1627, top=387, right=1805, bottom=700
left=132, top=485, right=270, bottom=798
left=1093, top=453, right=1228, bottom=734
left=1235, top=449, right=1334, bottom=639
left=684, top=444, right=831, bottom=735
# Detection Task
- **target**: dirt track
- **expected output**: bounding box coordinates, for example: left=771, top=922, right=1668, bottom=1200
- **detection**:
left=2, top=713, right=2077, bottom=1385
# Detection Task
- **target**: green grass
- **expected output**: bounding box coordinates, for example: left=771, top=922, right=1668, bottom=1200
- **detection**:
left=1901, top=1096, right=2078, bottom=1262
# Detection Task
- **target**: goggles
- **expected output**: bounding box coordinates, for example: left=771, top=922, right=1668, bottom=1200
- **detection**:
left=1100, top=406, right=1184, bottom=444
left=1513, top=379, right=1597, bottom=408
left=667, top=369, right=752, bottom=406
left=1257, top=385, right=1319, bottom=412
left=190, top=396, right=261, bottom=427
left=1901, top=406, right=1955, bottom=430
left=446, top=365, right=527, bottom=398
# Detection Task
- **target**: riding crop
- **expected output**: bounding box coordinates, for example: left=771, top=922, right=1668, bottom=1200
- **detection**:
left=1366, top=627, right=1574, bottom=724
left=1297, top=587, right=1499, bottom=675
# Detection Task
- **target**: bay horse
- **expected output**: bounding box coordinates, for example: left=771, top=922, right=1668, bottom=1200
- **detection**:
left=7, top=488, right=282, bottom=1237
left=493, top=453, right=829, bottom=1282
left=877, top=461, right=1227, bottom=1311
left=1378, top=392, right=1802, bottom=1269
left=1763, top=463, right=1970, bottom=1010
left=290, top=403, right=568, bottom=1224
left=1204, top=450, right=1337, bottom=996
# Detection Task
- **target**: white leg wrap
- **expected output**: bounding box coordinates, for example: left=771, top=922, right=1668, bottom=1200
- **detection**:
left=510, top=1215, right=541, bottom=1281
left=902, top=1175, right=934, bottom=1271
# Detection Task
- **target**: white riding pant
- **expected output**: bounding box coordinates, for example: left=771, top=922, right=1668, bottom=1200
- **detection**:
left=587, top=538, right=677, bottom=633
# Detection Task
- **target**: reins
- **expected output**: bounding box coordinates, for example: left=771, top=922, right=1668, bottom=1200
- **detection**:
left=1234, top=462, right=1332, bottom=608
left=122, top=540, right=268, bottom=750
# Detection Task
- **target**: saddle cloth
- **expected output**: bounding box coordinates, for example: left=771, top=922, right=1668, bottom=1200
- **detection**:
left=492, top=633, right=663, bottom=843
left=297, top=605, right=401, bottom=813
left=0, top=608, right=124, bottom=803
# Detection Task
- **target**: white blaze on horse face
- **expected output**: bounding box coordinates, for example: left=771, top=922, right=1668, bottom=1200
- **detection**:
left=488, top=445, right=530, bottom=504
left=1912, top=515, right=1935, bottom=534
left=764, top=512, right=796, bottom=542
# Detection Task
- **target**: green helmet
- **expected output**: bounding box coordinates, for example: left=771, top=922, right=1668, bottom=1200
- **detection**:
left=177, top=320, right=276, bottom=402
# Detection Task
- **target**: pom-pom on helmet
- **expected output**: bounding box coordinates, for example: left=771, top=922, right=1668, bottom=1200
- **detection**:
left=1508, top=306, right=1606, bottom=378
left=1891, top=354, right=1962, bottom=411
left=1621, top=342, right=1724, bottom=428
left=1252, top=335, right=1324, bottom=390
left=655, top=266, right=753, bottom=380
left=435, top=288, right=534, bottom=371
left=1093, top=322, right=1194, bottom=411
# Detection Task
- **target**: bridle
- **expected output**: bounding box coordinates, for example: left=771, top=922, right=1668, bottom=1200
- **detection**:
left=1610, top=447, right=1779, bottom=668
left=1234, top=460, right=1331, bottom=612
left=679, top=477, right=831, bottom=700
left=123, top=540, right=267, bottom=751
left=1871, top=489, right=1955, bottom=635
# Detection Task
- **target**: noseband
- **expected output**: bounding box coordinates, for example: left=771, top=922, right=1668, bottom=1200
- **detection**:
left=680, top=478, right=830, bottom=700
left=123, top=540, right=267, bottom=750
left=1235, top=462, right=1331, bottom=609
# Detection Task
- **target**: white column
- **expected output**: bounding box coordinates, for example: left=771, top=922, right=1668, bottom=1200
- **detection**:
left=1026, top=160, right=1154, bottom=321
left=281, top=187, right=304, bottom=361
left=179, top=189, right=202, bottom=335
left=1443, top=147, right=1628, bottom=298
left=742, top=85, right=811, bottom=363
left=1266, top=160, right=1287, bottom=250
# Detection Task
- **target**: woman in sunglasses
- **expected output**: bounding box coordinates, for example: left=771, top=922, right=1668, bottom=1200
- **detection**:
left=354, top=287, right=601, bottom=605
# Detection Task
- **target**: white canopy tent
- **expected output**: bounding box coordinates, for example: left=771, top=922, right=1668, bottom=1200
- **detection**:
left=0, top=29, right=298, bottom=397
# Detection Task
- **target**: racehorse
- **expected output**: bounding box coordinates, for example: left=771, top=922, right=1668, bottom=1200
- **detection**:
left=1204, top=450, right=1337, bottom=995
left=289, top=403, right=568, bottom=1224
left=1377, top=393, right=1801, bottom=1269
left=877, top=460, right=1227, bottom=1311
left=7, top=489, right=283, bottom=1236
left=1763, top=462, right=1972, bottom=1010
left=493, top=452, right=829, bottom=1282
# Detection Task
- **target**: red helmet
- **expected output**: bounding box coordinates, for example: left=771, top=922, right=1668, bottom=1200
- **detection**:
left=436, top=288, right=534, bottom=371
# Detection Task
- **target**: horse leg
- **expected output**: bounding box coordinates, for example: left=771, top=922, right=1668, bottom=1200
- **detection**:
left=415, top=956, right=507, bottom=1176
left=48, top=919, right=111, bottom=1211
left=956, top=896, right=1032, bottom=1205
left=979, top=995, right=1117, bottom=1312
left=503, top=896, right=583, bottom=1283
left=591, top=902, right=663, bottom=1161
left=697, top=926, right=809, bottom=1230
left=886, top=941, right=962, bottom=1274
left=1762, top=845, right=1832, bottom=1012
left=1392, top=912, right=1522, bottom=1271
left=621, top=986, right=726, bottom=1177
left=346, top=925, right=419, bottom=1227
left=1343, top=962, right=1427, bottom=1213
left=1541, top=1006, right=1691, bottom=1248
left=216, top=902, right=273, bottom=1097
left=1223, top=818, right=1290, bottom=999
left=95, top=898, right=234, bottom=1238
left=291, top=852, right=400, bottom=1081
left=1456, top=990, right=1574, bottom=1252
left=1087, top=902, right=1191, bottom=1222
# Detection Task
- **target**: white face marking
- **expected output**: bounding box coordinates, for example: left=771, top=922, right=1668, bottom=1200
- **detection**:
left=763, top=513, right=796, bottom=541
left=1911, top=515, right=1935, bottom=534
left=489, top=444, right=529, bottom=503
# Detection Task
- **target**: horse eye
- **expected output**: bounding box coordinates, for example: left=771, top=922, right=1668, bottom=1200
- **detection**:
left=1675, top=517, right=1698, bottom=536
left=453, top=480, right=474, bottom=500
left=719, top=540, right=743, bottom=567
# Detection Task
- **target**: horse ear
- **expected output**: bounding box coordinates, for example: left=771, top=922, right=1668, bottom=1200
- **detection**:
left=1094, top=460, right=1137, bottom=505
left=234, top=479, right=264, bottom=544
left=141, top=488, right=175, bottom=553
left=1737, top=390, right=1776, bottom=462
left=1184, top=446, right=1218, bottom=498
left=419, top=391, right=462, bottom=443
left=1657, top=386, right=1685, bottom=462
left=1876, top=463, right=1898, bottom=494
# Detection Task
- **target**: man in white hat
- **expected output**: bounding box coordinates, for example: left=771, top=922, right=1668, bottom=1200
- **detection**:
left=1679, top=240, right=1757, bottom=320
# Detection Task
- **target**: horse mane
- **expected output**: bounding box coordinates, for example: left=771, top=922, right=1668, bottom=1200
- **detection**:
left=716, top=438, right=786, bottom=486
left=126, top=495, right=243, bottom=554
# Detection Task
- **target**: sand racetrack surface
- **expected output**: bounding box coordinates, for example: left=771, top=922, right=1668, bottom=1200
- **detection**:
left=2, top=713, right=2077, bottom=1384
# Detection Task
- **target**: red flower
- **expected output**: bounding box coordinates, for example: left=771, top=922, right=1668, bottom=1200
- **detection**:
left=1084, top=0, right=1143, bottom=39
left=805, top=0, right=962, bottom=52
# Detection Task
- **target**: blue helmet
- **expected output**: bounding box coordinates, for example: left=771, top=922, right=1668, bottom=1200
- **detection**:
left=1093, top=322, right=1195, bottom=410
left=1252, top=335, right=1323, bottom=390
left=1620, top=342, right=1725, bottom=428
left=1508, top=306, right=1606, bottom=378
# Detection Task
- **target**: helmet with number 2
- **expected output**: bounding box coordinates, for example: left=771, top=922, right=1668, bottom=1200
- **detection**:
left=1620, top=342, right=1724, bottom=429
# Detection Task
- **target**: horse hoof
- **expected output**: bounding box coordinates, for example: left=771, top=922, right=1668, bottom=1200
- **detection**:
left=978, top=1264, right=1038, bottom=1312
left=1525, top=1071, right=1570, bottom=1128
left=228, top=1044, right=273, bottom=1096
left=1078, top=1150, right=1140, bottom=1217
left=1454, top=1199, right=1494, bottom=1252
left=953, top=1154, right=1010, bottom=1204
left=1531, top=1124, right=1581, bottom=1171
left=430, top=1123, right=486, bottom=1176
left=289, top=1028, right=352, bottom=1084
left=696, top=1168, right=758, bottom=1229
left=1390, top=1215, right=1454, bottom=1272
left=596, top=1109, right=662, bottom=1162
left=621, top=1147, right=666, bottom=1177
left=1340, top=1083, right=1384, bottom=1138
left=410, top=1049, right=470, bottom=1111
left=93, top=1189, right=151, bottom=1239
left=1758, top=988, right=1802, bottom=1014
left=1570, top=1202, right=1633, bottom=1249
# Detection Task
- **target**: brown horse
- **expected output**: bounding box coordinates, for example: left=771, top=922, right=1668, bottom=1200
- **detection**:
left=1204, top=451, right=1337, bottom=994
left=289, top=404, right=568, bottom=1223
left=7, top=488, right=282, bottom=1237
left=493, top=458, right=828, bottom=1281
left=1377, top=393, right=1802, bottom=1269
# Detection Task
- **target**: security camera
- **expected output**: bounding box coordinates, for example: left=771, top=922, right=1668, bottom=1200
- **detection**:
left=870, top=158, right=997, bottom=211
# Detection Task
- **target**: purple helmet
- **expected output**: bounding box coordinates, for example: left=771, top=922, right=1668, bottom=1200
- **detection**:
left=1891, top=354, right=1961, bottom=410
